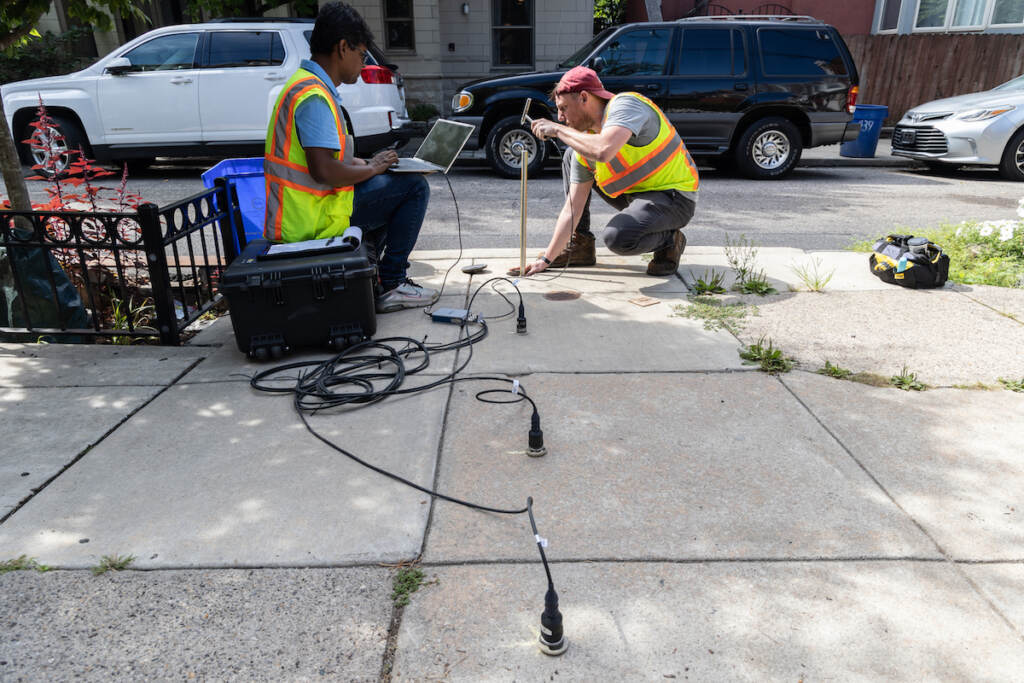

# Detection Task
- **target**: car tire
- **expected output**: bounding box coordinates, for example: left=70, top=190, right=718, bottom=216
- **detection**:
left=999, top=128, right=1024, bottom=182
left=20, top=114, right=90, bottom=177
left=733, top=117, right=802, bottom=180
left=485, top=115, right=547, bottom=179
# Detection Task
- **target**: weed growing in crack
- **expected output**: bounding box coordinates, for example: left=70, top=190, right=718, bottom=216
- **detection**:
left=817, top=360, right=852, bottom=379
left=739, top=336, right=794, bottom=374
left=890, top=366, right=926, bottom=391
left=91, top=554, right=135, bottom=575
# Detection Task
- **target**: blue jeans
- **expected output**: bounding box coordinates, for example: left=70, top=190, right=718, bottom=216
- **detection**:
left=350, top=172, right=430, bottom=290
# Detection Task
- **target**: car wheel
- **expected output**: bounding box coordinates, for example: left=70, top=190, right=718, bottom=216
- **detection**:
left=485, top=115, right=547, bottom=179
left=21, top=115, right=90, bottom=177
left=999, top=128, right=1024, bottom=182
left=733, top=117, right=802, bottom=180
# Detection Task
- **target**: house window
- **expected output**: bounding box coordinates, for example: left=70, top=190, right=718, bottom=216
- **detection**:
left=492, top=0, right=533, bottom=67
left=899, top=0, right=1024, bottom=30
left=878, top=0, right=904, bottom=30
left=991, top=0, right=1024, bottom=24
left=384, top=0, right=414, bottom=50
left=915, top=0, right=950, bottom=28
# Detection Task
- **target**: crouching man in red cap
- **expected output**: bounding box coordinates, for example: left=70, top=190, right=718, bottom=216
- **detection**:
left=514, top=66, right=698, bottom=277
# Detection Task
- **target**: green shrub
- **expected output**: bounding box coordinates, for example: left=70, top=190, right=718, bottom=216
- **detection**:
left=407, top=103, right=439, bottom=122
left=0, top=29, right=95, bottom=85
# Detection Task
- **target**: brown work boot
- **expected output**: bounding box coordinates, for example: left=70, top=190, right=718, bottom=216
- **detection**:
left=647, top=231, right=686, bottom=276
left=547, top=231, right=596, bottom=267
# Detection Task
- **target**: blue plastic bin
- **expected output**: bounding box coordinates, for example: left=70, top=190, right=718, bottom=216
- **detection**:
left=201, top=158, right=265, bottom=247
left=840, top=104, right=889, bottom=159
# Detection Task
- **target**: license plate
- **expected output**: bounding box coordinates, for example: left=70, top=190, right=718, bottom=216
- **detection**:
left=896, top=129, right=916, bottom=145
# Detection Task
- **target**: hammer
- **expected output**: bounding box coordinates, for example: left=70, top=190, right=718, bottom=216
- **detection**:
left=521, top=97, right=533, bottom=126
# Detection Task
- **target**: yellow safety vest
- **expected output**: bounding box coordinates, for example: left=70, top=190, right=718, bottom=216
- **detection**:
left=579, top=92, right=699, bottom=198
left=264, top=69, right=355, bottom=242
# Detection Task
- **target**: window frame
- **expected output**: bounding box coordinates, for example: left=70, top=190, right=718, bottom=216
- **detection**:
left=119, top=31, right=201, bottom=72
left=757, top=27, right=849, bottom=78
left=383, top=0, right=416, bottom=52
left=989, top=0, right=1024, bottom=26
left=491, top=0, right=534, bottom=69
left=902, top=0, right=1024, bottom=31
left=876, top=0, right=904, bottom=33
left=201, top=30, right=286, bottom=69
left=673, top=27, right=746, bottom=78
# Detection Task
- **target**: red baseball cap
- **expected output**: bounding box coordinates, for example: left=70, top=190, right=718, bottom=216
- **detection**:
left=554, top=66, right=614, bottom=100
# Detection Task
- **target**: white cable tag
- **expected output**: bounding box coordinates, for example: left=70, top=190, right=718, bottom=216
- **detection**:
left=535, top=534, right=548, bottom=547
left=512, top=379, right=520, bottom=396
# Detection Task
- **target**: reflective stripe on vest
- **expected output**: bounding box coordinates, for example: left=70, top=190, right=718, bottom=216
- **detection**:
left=264, top=69, right=355, bottom=242
left=579, top=92, right=699, bottom=198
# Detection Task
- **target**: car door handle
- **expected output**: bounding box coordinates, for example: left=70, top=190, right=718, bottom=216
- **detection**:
left=264, top=73, right=286, bottom=82
left=638, top=84, right=660, bottom=92
left=170, top=76, right=193, bottom=85
left=734, top=83, right=749, bottom=91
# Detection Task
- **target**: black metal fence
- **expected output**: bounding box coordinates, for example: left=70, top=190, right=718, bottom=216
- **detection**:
left=0, top=178, right=245, bottom=345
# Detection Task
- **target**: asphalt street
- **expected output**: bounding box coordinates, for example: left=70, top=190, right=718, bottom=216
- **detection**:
left=24, top=155, right=1024, bottom=251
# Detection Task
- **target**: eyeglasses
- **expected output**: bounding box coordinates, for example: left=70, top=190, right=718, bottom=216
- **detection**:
left=358, top=49, right=369, bottom=64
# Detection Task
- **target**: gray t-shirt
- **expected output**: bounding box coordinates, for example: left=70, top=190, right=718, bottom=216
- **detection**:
left=570, top=95, right=698, bottom=202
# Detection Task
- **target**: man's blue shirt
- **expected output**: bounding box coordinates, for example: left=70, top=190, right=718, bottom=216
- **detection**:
left=293, top=59, right=344, bottom=151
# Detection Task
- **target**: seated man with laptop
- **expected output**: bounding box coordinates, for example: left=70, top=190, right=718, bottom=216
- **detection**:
left=264, top=1, right=438, bottom=313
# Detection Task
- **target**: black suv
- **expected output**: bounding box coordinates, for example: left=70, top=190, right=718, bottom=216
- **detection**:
left=450, top=16, right=860, bottom=180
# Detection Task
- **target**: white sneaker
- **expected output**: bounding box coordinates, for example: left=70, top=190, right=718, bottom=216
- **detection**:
left=376, top=278, right=439, bottom=313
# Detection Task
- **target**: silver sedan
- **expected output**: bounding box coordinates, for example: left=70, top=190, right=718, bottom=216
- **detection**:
left=891, top=74, right=1024, bottom=181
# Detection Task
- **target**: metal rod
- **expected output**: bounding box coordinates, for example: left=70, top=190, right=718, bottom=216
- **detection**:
left=520, top=146, right=527, bottom=276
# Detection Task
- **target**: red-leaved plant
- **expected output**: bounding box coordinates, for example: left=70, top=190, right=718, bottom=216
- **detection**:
left=2, top=95, right=153, bottom=337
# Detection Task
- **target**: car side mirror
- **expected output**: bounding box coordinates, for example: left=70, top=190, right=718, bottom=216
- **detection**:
left=591, top=57, right=606, bottom=74
left=105, top=57, right=132, bottom=75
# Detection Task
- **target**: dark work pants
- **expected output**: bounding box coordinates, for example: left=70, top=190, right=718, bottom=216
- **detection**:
left=350, top=172, right=430, bottom=290
left=563, top=147, right=696, bottom=255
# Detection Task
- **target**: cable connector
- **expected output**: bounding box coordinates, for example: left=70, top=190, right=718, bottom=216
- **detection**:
left=516, top=302, right=527, bottom=334
left=539, top=586, right=567, bottom=655
left=527, top=411, right=546, bottom=457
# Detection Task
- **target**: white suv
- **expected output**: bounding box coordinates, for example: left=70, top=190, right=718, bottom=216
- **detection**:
left=1, top=18, right=411, bottom=172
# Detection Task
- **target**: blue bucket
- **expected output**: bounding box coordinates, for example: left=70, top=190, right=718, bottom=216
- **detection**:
left=840, top=104, right=889, bottom=159
left=201, top=158, right=265, bottom=247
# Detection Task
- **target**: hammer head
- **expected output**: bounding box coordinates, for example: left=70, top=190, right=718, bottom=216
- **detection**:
left=520, top=97, right=533, bottom=126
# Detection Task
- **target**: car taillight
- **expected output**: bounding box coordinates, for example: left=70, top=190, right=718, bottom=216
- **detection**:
left=847, top=86, right=859, bottom=114
left=361, top=65, right=393, bottom=84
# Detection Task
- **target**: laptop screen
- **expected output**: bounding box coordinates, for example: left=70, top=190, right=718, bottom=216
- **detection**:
left=416, top=120, right=474, bottom=171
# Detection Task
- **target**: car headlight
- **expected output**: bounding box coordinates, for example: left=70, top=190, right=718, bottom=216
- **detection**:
left=957, top=105, right=1014, bottom=121
left=452, top=91, right=473, bottom=113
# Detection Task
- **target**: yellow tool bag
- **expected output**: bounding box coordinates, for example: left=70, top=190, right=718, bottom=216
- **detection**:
left=869, top=234, right=950, bottom=289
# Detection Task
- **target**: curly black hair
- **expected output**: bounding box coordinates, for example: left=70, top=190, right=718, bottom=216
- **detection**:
left=309, top=2, right=375, bottom=56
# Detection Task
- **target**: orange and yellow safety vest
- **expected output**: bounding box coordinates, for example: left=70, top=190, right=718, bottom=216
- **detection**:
left=579, top=92, right=699, bottom=198
left=264, top=68, right=354, bottom=242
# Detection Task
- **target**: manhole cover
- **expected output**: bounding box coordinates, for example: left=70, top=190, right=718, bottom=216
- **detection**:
left=544, top=290, right=581, bottom=301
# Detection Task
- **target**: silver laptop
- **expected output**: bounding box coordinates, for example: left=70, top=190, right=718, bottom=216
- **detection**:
left=389, top=119, right=474, bottom=174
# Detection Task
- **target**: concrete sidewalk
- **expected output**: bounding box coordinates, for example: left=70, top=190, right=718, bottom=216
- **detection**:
left=2, top=247, right=1023, bottom=680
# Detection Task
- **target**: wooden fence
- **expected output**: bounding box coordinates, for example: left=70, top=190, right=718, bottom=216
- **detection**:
left=845, top=33, right=1024, bottom=125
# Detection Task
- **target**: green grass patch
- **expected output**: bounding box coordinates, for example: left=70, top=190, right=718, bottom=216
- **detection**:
left=672, top=296, right=755, bottom=334
left=691, top=268, right=727, bottom=295
left=890, top=366, right=927, bottom=391
left=999, top=377, right=1024, bottom=393
left=817, top=360, right=852, bottom=379
left=1, top=555, right=51, bottom=573
left=739, top=336, right=794, bottom=374
left=91, top=554, right=135, bottom=576
left=391, top=567, right=425, bottom=607
left=850, top=222, right=1024, bottom=288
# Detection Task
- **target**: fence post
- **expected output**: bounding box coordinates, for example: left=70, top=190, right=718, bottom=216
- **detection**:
left=138, top=202, right=180, bottom=346
left=215, top=176, right=246, bottom=262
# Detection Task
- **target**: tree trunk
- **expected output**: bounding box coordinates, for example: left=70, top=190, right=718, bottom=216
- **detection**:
left=644, top=0, right=663, bottom=22
left=0, top=96, right=32, bottom=212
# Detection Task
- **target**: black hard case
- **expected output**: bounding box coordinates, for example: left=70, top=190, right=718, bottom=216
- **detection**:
left=221, top=238, right=377, bottom=358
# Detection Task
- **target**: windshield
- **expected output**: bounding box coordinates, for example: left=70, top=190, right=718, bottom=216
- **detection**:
left=994, top=74, right=1024, bottom=91
left=558, top=28, right=614, bottom=69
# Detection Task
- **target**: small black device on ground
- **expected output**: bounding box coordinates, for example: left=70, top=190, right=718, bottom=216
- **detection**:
left=461, top=263, right=487, bottom=274
left=221, top=238, right=377, bottom=360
